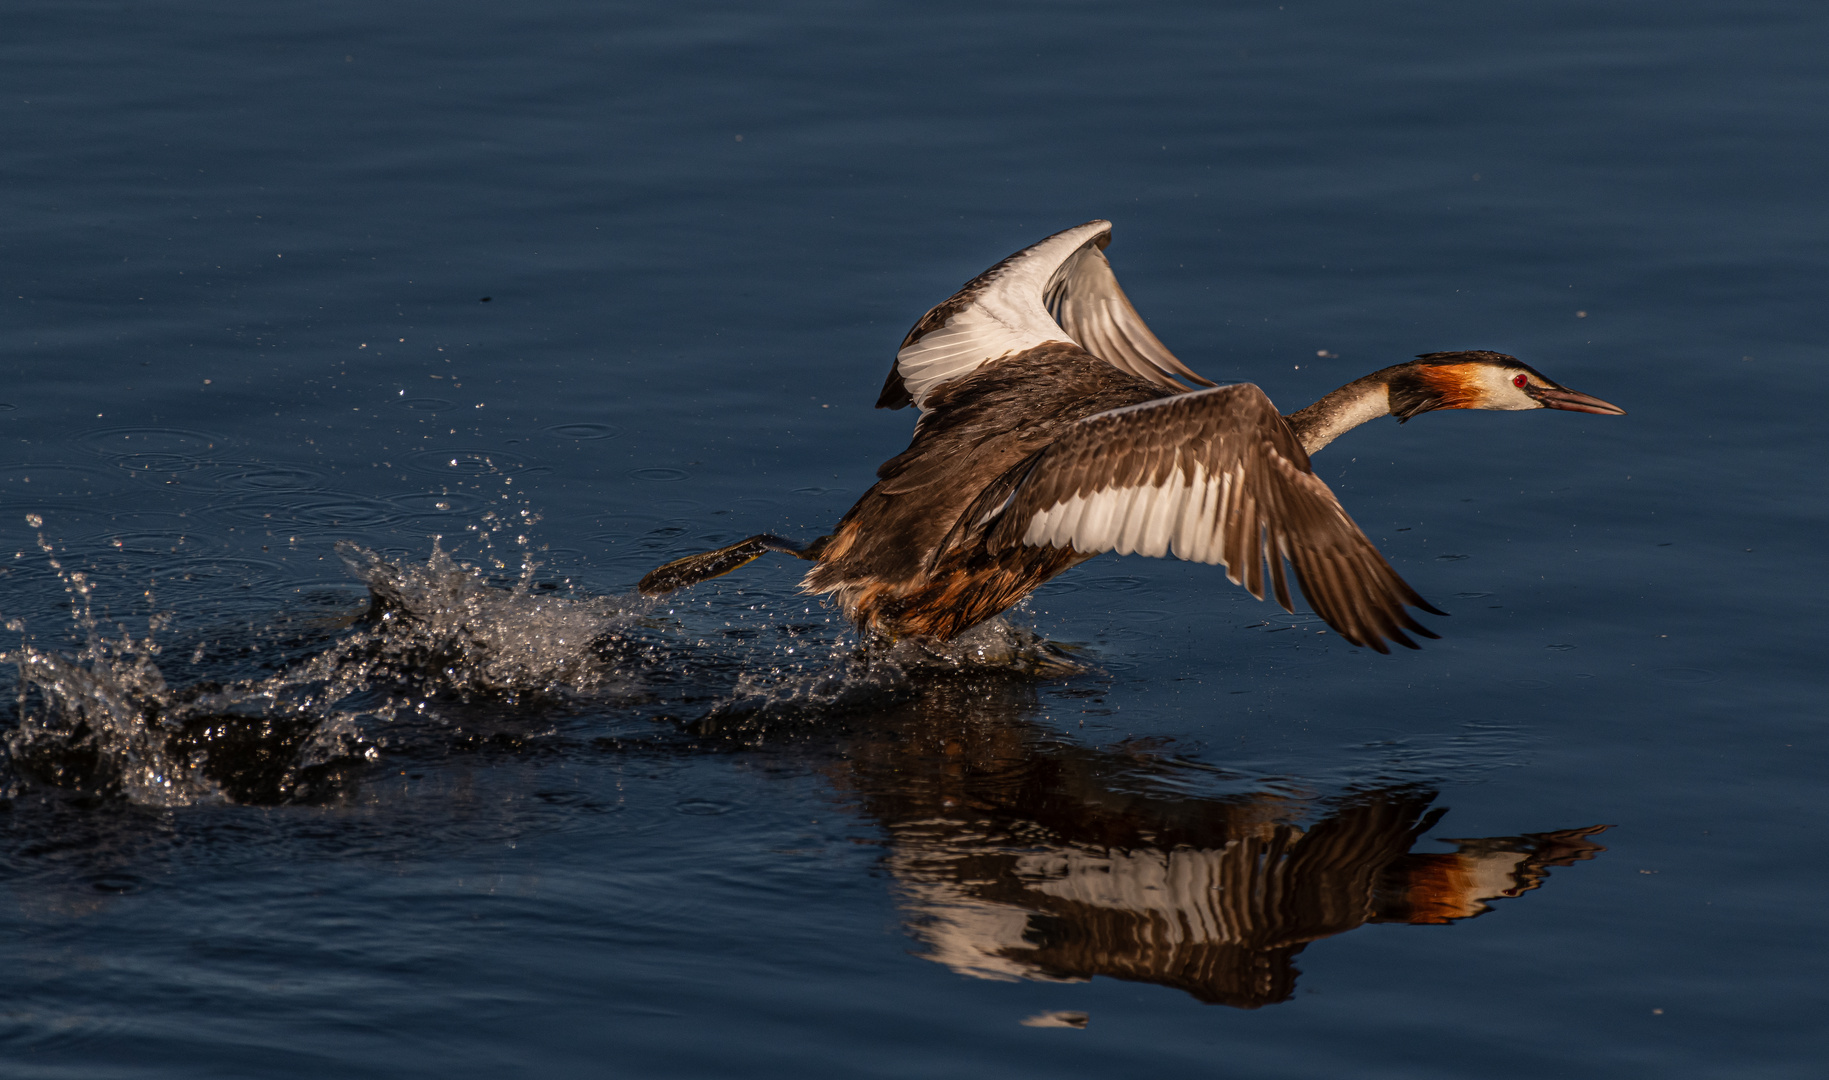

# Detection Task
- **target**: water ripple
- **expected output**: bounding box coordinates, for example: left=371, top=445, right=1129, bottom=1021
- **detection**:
left=384, top=490, right=490, bottom=516
left=79, top=426, right=228, bottom=462
left=93, top=529, right=202, bottom=555
left=546, top=423, right=623, bottom=440
left=212, top=464, right=330, bottom=493
left=1089, top=576, right=1147, bottom=592
left=651, top=498, right=705, bottom=514
left=0, top=462, right=135, bottom=502
left=216, top=496, right=402, bottom=531
left=406, top=448, right=532, bottom=475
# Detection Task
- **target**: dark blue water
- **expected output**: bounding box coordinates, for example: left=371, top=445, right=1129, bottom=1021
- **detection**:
left=3, top=1, right=1826, bottom=1075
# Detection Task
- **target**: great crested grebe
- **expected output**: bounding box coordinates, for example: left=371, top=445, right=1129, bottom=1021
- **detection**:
left=639, top=220, right=1624, bottom=653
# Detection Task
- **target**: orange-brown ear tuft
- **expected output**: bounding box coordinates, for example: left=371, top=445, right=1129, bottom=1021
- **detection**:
left=1388, top=363, right=1484, bottom=420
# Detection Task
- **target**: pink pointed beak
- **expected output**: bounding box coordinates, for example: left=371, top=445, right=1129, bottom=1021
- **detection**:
left=1529, top=384, right=1626, bottom=416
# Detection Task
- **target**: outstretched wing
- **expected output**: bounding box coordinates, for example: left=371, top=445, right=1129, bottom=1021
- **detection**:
left=877, top=220, right=1216, bottom=411
left=981, top=384, right=1444, bottom=653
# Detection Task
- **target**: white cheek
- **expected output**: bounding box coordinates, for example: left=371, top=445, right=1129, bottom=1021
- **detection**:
left=1481, top=370, right=1539, bottom=411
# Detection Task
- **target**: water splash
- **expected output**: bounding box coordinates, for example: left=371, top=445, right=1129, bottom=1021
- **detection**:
left=2, top=511, right=1091, bottom=805
left=332, top=538, right=638, bottom=699
left=707, top=617, right=1086, bottom=725
left=0, top=518, right=647, bottom=806
left=2, top=515, right=216, bottom=804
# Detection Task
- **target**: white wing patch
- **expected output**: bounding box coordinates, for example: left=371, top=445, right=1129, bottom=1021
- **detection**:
left=893, top=310, right=1048, bottom=407
left=893, top=221, right=1110, bottom=409
left=1021, top=459, right=1260, bottom=584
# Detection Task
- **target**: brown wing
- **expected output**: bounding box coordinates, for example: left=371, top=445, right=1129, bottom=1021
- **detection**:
left=878, top=220, right=1214, bottom=411
left=983, top=384, right=1444, bottom=653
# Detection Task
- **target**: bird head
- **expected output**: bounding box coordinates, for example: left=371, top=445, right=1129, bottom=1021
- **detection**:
left=1387, top=351, right=1626, bottom=421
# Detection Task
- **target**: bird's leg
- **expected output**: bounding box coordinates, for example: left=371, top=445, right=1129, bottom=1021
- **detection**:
left=638, top=534, right=827, bottom=596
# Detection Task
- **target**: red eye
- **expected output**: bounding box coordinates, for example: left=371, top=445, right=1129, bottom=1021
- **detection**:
left=1512, top=373, right=1529, bottom=388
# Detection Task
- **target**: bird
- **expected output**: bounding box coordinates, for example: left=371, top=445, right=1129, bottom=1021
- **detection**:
left=638, top=220, right=1624, bottom=653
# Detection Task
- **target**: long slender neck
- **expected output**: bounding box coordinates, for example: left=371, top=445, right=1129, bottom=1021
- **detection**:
left=1282, top=371, right=1395, bottom=455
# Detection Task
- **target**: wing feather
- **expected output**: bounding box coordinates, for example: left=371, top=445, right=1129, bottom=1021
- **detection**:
left=983, top=384, right=1442, bottom=652
left=879, top=220, right=1215, bottom=410
left=1048, top=243, right=1217, bottom=393
left=1268, top=535, right=1293, bottom=612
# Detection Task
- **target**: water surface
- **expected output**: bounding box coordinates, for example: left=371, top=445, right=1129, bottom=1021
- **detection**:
left=3, top=1, right=1827, bottom=1076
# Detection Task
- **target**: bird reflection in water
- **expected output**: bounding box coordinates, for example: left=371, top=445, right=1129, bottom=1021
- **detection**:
left=814, top=679, right=1606, bottom=1009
